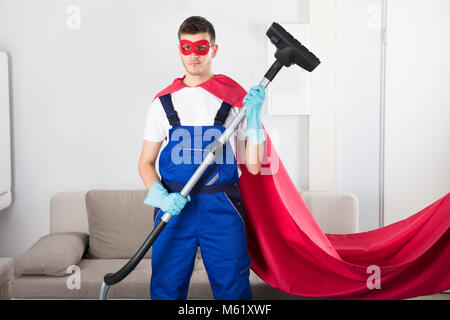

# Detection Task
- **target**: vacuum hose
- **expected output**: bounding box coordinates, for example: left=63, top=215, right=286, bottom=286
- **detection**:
left=99, top=216, right=167, bottom=299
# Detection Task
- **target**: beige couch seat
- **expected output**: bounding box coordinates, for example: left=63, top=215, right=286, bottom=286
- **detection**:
left=9, top=189, right=359, bottom=299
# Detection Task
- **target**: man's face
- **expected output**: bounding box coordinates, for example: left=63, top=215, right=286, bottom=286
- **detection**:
left=179, top=32, right=217, bottom=77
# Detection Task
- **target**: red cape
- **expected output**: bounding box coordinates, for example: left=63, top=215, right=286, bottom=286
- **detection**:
left=154, top=74, right=450, bottom=299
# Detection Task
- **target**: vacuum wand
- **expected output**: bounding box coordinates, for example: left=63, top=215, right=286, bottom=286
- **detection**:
left=99, top=22, right=320, bottom=300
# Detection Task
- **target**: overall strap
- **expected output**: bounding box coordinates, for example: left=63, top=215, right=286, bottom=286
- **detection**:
left=213, top=100, right=233, bottom=126
left=207, top=100, right=234, bottom=185
left=159, top=94, right=181, bottom=128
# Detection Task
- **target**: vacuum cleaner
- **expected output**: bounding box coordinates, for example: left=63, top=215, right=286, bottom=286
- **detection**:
left=99, top=22, right=320, bottom=300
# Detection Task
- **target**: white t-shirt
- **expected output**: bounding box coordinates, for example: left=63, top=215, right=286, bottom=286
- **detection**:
left=143, top=86, right=247, bottom=176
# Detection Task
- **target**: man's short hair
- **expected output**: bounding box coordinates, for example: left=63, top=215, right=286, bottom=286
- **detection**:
left=178, top=16, right=216, bottom=45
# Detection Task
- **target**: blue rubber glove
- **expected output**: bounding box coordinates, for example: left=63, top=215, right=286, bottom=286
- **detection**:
left=144, top=181, right=191, bottom=215
left=243, top=85, right=266, bottom=145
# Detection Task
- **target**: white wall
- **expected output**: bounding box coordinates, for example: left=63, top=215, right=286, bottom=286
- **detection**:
left=335, top=0, right=384, bottom=232
left=2, top=0, right=430, bottom=256
left=0, top=0, right=309, bottom=257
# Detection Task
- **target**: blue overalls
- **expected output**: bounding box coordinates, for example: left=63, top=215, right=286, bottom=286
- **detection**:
left=150, top=93, right=253, bottom=300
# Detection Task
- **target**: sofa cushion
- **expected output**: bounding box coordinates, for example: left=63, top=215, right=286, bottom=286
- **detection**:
left=10, top=258, right=211, bottom=299
left=85, top=190, right=154, bottom=259
left=11, top=259, right=152, bottom=299
left=14, top=232, right=88, bottom=276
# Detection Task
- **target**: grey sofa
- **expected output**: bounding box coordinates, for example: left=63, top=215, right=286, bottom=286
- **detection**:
left=9, top=189, right=359, bottom=299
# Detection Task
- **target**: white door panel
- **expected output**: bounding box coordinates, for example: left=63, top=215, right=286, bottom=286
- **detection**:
left=384, top=0, right=450, bottom=225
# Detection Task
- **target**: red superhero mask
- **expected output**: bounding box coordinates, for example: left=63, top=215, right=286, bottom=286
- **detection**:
left=179, top=39, right=213, bottom=56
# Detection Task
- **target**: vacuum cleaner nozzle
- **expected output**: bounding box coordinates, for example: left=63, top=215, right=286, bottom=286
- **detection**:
left=264, top=22, right=321, bottom=81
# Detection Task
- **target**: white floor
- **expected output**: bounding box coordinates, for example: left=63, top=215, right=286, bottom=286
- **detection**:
left=407, top=292, right=450, bottom=300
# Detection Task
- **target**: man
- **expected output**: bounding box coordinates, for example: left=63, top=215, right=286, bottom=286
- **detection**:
left=138, top=16, right=266, bottom=300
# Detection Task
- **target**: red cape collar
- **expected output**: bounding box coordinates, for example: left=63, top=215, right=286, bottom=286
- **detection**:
left=153, top=74, right=247, bottom=108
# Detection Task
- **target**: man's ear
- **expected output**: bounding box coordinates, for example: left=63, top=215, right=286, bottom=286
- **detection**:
left=212, top=44, right=218, bottom=58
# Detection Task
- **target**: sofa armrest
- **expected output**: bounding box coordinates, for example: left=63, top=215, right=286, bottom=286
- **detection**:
left=14, top=232, right=89, bottom=277
left=300, top=191, right=359, bottom=234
